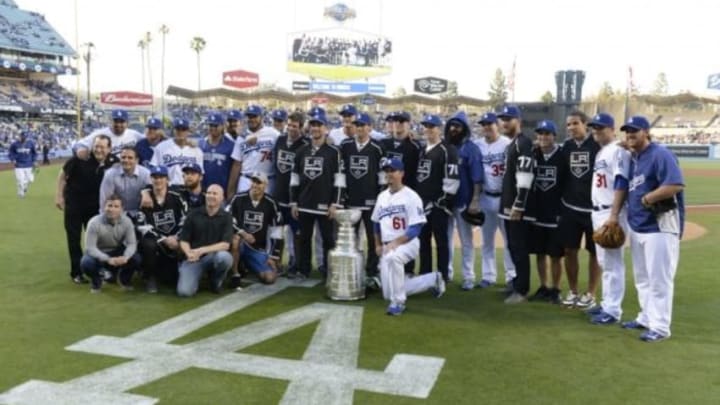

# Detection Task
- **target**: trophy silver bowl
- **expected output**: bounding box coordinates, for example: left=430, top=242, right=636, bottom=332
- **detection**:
left=327, top=209, right=366, bottom=300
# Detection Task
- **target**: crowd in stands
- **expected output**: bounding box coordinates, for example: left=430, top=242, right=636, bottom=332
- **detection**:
left=0, top=115, right=77, bottom=152
left=653, top=131, right=720, bottom=145
left=291, top=34, right=391, bottom=67
left=0, top=79, right=76, bottom=109
left=0, top=3, right=71, bottom=53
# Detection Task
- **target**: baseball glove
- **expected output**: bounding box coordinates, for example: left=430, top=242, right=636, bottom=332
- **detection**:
left=461, top=209, right=485, bottom=226
left=592, top=223, right=625, bottom=249
left=643, top=197, right=677, bottom=215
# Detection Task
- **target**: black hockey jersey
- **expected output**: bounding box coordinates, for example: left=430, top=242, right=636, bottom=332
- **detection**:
left=561, top=135, right=600, bottom=213
left=290, top=143, right=345, bottom=215
left=273, top=134, right=309, bottom=206
left=340, top=138, right=385, bottom=210
left=533, top=145, right=566, bottom=227
left=169, top=184, right=205, bottom=209
left=228, top=192, right=282, bottom=258
left=415, top=141, right=459, bottom=213
left=136, top=190, right=188, bottom=240
left=499, top=133, right=536, bottom=221
left=380, top=136, right=420, bottom=190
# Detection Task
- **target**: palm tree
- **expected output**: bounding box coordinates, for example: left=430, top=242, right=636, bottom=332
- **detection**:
left=190, top=37, right=206, bottom=91
left=159, top=24, right=169, bottom=120
left=137, top=39, right=147, bottom=92
left=144, top=31, right=154, bottom=112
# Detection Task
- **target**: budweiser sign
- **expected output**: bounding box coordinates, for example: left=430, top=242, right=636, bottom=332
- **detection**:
left=100, top=91, right=153, bottom=107
left=223, top=69, right=259, bottom=89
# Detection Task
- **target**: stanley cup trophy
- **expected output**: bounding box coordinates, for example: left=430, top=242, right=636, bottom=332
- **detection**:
left=327, top=209, right=366, bottom=300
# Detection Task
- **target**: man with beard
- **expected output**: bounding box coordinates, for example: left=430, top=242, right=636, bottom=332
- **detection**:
left=56, top=135, right=117, bottom=284
left=8, top=131, right=37, bottom=198
left=443, top=111, right=483, bottom=289
left=271, top=109, right=288, bottom=133
left=136, top=117, right=166, bottom=167
left=151, top=118, right=204, bottom=186
left=328, top=104, right=357, bottom=146
left=74, top=109, right=144, bottom=158
left=225, top=109, right=245, bottom=140
left=497, top=105, right=536, bottom=304
left=199, top=112, right=235, bottom=191
left=227, top=105, right=280, bottom=197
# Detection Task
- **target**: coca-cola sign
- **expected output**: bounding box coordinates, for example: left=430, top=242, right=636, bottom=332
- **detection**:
left=223, top=69, right=259, bottom=89
left=100, top=91, right=153, bottom=107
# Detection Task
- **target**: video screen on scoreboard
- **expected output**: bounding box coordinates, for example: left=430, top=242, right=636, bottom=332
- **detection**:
left=287, top=28, right=391, bottom=81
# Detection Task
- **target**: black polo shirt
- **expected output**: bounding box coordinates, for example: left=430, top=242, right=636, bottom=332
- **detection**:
left=179, top=206, right=233, bottom=249
left=62, top=155, right=118, bottom=213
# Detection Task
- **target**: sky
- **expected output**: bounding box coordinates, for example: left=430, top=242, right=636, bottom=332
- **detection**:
left=15, top=0, right=720, bottom=102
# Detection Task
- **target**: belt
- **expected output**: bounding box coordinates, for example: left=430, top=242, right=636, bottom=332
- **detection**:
left=484, top=191, right=502, bottom=197
left=593, top=204, right=611, bottom=211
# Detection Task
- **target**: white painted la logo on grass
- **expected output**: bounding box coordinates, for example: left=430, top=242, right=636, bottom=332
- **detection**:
left=0, top=278, right=445, bottom=404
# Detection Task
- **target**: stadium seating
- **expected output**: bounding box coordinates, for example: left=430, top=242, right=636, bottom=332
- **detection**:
left=0, top=4, right=72, bottom=55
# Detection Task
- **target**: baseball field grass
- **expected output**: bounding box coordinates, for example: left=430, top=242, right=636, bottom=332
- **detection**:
left=0, top=160, right=718, bottom=404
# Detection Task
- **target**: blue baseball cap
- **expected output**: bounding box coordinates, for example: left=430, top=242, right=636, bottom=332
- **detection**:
left=146, top=117, right=162, bottom=129
left=308, top=112, right=328, bottom=125
left=227, top=109, right=244, bottom=121
left=420, top=114, right=443, bottom=127
left=272, top=109, right=288, bottom=121
left=339, top=104, right=357, bottom=116
left=206, top=113, right=225, bottom=126
left=620, top=116, right=650, bottom=132
left=534, top=120, right=557, bottom=135
left=308, top=106, right=326, bottom=116
left=149, top=165, right=169, bottom=177
left=181, top=163, right=202, bottom=173
left=245, top=105, right=264, bottom=117
left=478, top=112, right=498, bottom=125
left=382, top=157, right=404, bottom=171
left=497, top=105, right=521, bottom=119
left=589, top=113, right=615, bottom=129
left=111, top=109, right=129, bottom=121
left=353, top=112, right=372, bottom=126
left=173, top=118, right=190, bottom=130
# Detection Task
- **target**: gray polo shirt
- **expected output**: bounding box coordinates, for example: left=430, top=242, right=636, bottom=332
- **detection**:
left=85, top=214, right=137, bottom=262
left=99, top=165, right=151, bottom=213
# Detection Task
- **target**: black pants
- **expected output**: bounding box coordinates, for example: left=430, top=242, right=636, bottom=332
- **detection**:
left=505, top=219, right=531, bottom=295
left=140, top=237, right=179, bottom=284
left=297, top=212, right=336, bottom=277
left=354, top=209, right=379, bottom=276
left=64, top=207, right=96, bottom=279
left=419, top=208, right=450, bottom=280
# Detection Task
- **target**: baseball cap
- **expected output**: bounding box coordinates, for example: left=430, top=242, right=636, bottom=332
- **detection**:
left=352, top=112, right=372, bottom=126
left=181, top=163, right=203, bottom=173
left=497, top=105, right=521, bottom=119
left=420, top=114, right=443, bottom=127
left=589, top=113, right=615, bottom=129
left=382, top=157, right=404, bottom=171
left=249, top=171, right=268, bottom=184
left=227, top=109, right=244, bottom=121
left=245, top=105, right=264, bottom=117
left=385, top=111, right=398, bottom=122
left=395, top=111, right=411, bottom=122
left=308, top=112, right=328, bottom=125
left=620, top=116, right=650, bottom=132
left=478, top=112, right=498, bottom=125
left=206, top=113, right=225, bottom=126
left=339, top=104, right=357, bottom=116
left=111, top=109, right=129, bottom=121
left=534, top=120, right=557, bottom=135
left=308, top=106, right=326, bottom=116
left=146, top=117, right=162, bottom=129
left=173, top=118, right=190, bottom=130
left=149, top=165, right=169, bottom=177
left=272, top=109, right=288, bottom=121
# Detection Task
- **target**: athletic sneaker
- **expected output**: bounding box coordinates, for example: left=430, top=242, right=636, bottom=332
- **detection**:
left=461, top=280, right=475, bottom=291
left=146, top=278, right=158, bottom=294
left=590, top=312, right=618, bottom=325
left=547, top=288, right=562, bottom=304
left=621, top=320, right=647, bottom=330
left=562, top=291, right=579, bottom=306
left=575, top=292, right=596, bottom=309
left=72, top=275, right=88, bottom=284
left=229, top=274, right=242, bottom=289
left=504, top=292, right=527, bottom=304
left=640, top=330, right=669, bottom=342
left=386, top=303, right=406, bottom=316
left=366, top=276, right=382, bottom=291
left=431, top=272, right=446, bottom=298
left=529, top=286, right=550, bottom=301
left=585, top=305, right=604, bottom=316
left=476, top=280, right=495, bottom=288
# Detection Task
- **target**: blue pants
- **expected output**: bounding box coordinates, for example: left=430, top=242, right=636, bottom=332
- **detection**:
left=177, top=251, right=233, bottom=297
left=240, top=243, right=273, bottom=273
left=81, top=250, right=141, bottom=289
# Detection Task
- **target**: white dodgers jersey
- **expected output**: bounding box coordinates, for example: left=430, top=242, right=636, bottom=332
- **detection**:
left=475, top=135, right=511, bottom=193
left=151, top=139, right=204, bottom=185
left=328, top=127, right=351, bottom=146
left=231, top=126, right=279, bottom=175
left=75, top=127, right=144, bottom=156
left=591, top=140, right=631, bottom=208
left=371, top=186, right=426, bottom=243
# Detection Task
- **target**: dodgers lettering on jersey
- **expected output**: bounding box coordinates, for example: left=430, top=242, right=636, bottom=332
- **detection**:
left=200, top=136, right=235, bottom=190
left=592, top=140, right=631, bottom=209
left=151, top=139, right=204, bottom=185
left=371, top=186, right=426, bottom=243
left=9, top=140, right=36, bottom=168
left=75, top=127, right=144, bottom=156
left=475, top=135, right=510, bottom=193
left=231, top=127, right=279, bottom=177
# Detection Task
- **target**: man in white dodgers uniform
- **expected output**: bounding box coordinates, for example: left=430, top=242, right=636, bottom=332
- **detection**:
left=372, top=157, right=445, bottom=316
left=73, top=109, right=144, bottom=158
left=584, top=113, right=631, bottom=325
left=474, top=112, right=516, bottom=288
left=151, top=118, right=204, bottom=186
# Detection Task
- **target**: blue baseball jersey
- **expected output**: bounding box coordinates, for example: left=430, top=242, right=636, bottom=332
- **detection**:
left=135, top=138, right=157, bottom=167
left=9, top=140, right=36, bottom=168
left=199, top=135, right=235, bottom=190
left=628, top=143, right=685, bottom=235
left=456, top=139, right=484, bottom=208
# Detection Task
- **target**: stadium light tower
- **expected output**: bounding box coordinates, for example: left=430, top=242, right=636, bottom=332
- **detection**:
left=138, top=38, right=147, bottom=93
left=81, top=42, right=95, bottom=103
left=190, top=37, right=206, bottom=91
left=145, top=31, right=154, bottom=113
left=159, top=24, right=169, bottom=120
